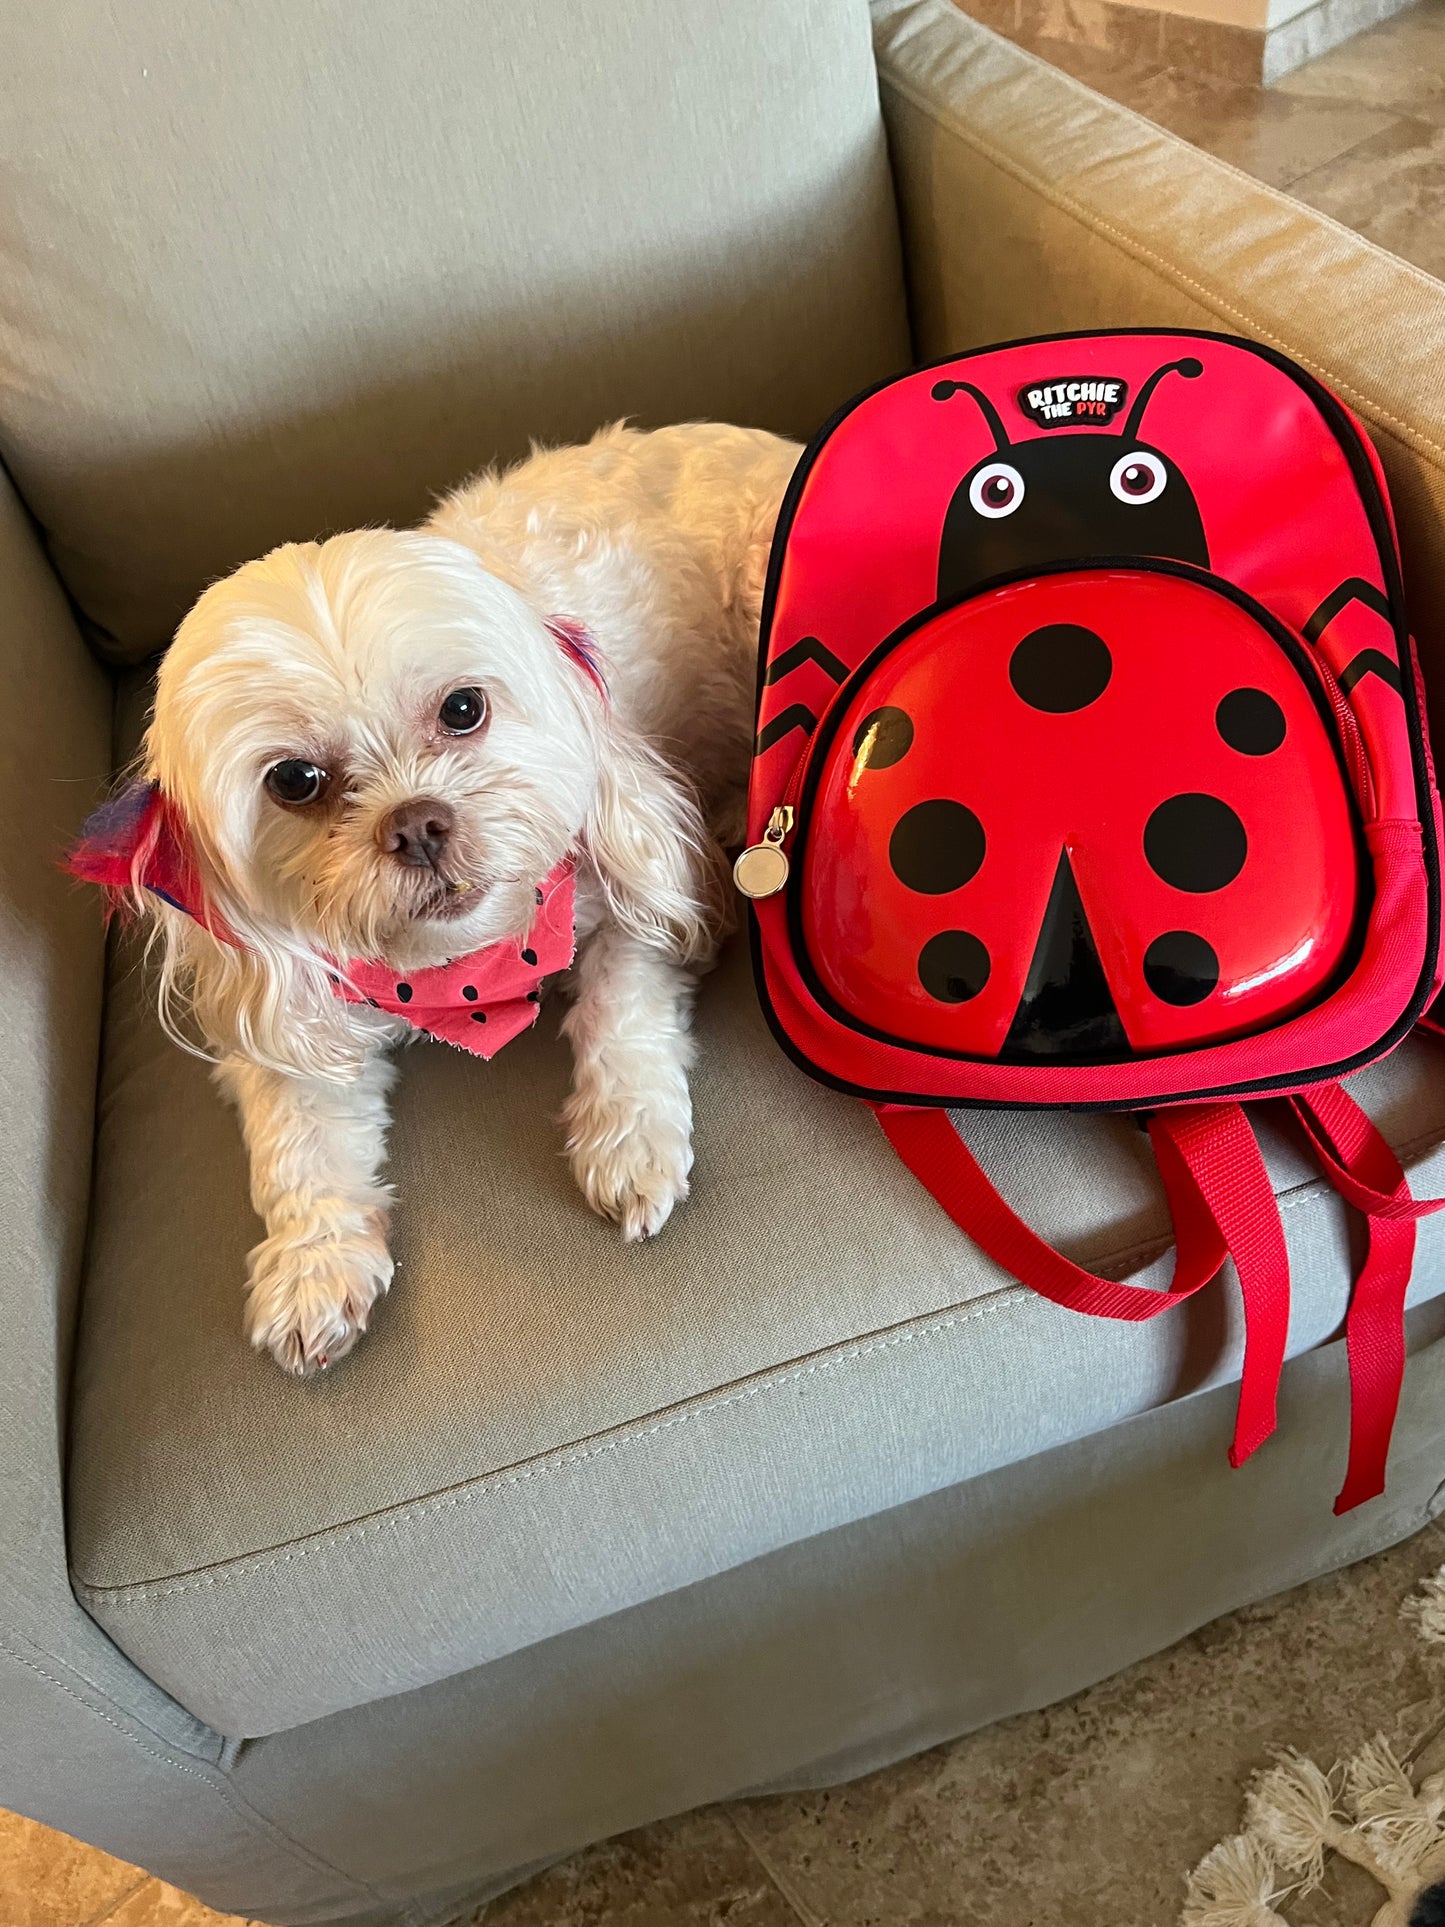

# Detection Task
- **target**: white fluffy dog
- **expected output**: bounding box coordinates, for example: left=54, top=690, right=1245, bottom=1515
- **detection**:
left=127, top=423, right=799, bottom=1375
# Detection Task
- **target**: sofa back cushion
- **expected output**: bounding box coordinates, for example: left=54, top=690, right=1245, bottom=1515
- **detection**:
left=0, top=0, right=907, bottom=661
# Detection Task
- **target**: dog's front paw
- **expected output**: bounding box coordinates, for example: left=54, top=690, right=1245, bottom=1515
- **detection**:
left=244, top=1216, right=394, bottom=1377
left=564, top=1091, right=693, bottom=1241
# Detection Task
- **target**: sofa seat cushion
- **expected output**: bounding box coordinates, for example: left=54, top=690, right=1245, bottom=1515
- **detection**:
left=67, top=935, right=1445, bottom=1737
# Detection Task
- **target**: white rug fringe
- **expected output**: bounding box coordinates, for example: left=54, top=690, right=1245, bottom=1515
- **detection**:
left=1244, top=1752, right=1339, bottom=1890
left=1403, top=1564, right=1445, bottom=1645
left=1178, top=1563, right=1445, bottom=1924
left=1345, top=1737, right=1445, bottom=1887
left=1181, top=1833, right=1293, bottom=1927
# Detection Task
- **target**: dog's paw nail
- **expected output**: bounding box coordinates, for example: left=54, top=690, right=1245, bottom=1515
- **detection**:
left=244, top=1226, right=394, bottom=1378
left=568, top=1109, right=692, bottom=1244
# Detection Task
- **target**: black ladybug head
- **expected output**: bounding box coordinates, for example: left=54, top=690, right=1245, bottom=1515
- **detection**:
left=934, top=357, right=1209, bottom=602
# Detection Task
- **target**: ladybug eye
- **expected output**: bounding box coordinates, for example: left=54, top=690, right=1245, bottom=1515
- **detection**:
left=264, top=759, right=329, bottom=806
left=1110, top=450, right=1167, bottom=504
left=968, top=461, right=1026, bottom=520
left=438, top=686, right=486, bottom=735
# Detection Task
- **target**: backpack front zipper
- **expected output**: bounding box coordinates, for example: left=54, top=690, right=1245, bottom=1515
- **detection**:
left=732, top=712, right=817, bottom=898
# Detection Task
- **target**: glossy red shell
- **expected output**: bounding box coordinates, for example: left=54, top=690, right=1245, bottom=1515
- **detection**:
left=800, top=569, right=1360, bottom=1058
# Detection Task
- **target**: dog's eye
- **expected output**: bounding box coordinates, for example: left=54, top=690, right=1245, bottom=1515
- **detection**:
left=438, top=687, right=486, bottom=736
left=264, top=760, right=329, bottom=806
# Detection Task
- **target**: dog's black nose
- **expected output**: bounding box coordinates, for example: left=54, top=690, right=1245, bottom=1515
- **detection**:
left=378, top=798, right=455, bottom=868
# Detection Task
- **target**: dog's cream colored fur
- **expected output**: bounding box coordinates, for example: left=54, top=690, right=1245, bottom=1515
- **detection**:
left=142, top=422, right=799, bottom=1374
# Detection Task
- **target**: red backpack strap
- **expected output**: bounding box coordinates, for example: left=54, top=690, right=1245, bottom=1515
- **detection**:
left=1155, top=1105, right=1291, bottom=1466
left=1288, top=1081, right=1444, bottom=1512
left=1289, top=1081, right=1445, bottom=1221
left=876, top=1101, right=1290, bottom=1470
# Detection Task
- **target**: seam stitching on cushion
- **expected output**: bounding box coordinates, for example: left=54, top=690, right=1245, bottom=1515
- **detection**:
left=878, top=60, right=1445, bottom=466
left=1094, top=1131, right=1443, bottom=1269
left=75, top=1292, right=1017, bottom=1601
left=76, top=1132, right=1445, bottom=1604
left=0, top=1640, right=215, bottom=1783
left=0, top=1637, right=391, bottom=1909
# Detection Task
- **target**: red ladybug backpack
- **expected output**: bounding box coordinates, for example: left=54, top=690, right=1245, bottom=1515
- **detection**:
left=738, top=329, right=1445, bottom=1513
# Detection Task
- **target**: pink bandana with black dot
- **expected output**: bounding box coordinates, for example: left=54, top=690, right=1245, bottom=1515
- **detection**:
left=333, top=866, right=575, bottom=1058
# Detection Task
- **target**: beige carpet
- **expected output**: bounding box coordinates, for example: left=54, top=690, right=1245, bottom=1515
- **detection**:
left=1179, top=1573, right=1445, bottom=1926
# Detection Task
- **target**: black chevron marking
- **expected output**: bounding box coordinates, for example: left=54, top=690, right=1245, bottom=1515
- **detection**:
left=1303, top=577, right=1393, bottom=645
left=1339, top=648, right=1404, bottom=696
left=764, top=636, right=847, bottom=685
left=755, top=705, right=817, bottom=755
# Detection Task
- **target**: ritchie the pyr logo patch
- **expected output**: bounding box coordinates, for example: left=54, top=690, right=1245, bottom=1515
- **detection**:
left=1019, top=377, right=1129, bottom=428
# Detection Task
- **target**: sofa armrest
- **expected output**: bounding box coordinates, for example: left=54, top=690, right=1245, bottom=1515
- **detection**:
left=871, top=0, right=1445, bottom=705
left=0, top=469, right=226, bottom=1823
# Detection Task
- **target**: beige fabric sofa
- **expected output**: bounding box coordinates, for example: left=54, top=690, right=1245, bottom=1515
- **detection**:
left=5, top=1, right=1445, bottom=1920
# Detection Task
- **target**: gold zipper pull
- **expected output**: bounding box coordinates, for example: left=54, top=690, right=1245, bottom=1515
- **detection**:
left=733, top=806, right=794, bottom=900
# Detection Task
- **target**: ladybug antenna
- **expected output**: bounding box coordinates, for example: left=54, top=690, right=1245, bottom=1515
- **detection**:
left=931, top=379, right=1011, bottom=451
left=1121, top=356, right=1203, bottom=441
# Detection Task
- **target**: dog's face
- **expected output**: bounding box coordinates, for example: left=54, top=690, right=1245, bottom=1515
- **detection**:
left=149, top=531, right=599, bottom=969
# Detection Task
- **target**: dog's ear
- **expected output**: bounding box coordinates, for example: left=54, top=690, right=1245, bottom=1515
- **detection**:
left=584, top=718, right=720, bottom=965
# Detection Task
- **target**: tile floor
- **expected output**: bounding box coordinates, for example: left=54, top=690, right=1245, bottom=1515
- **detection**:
left=986, top=0, right=1445, bottom=279
left=11, top=7, right=1445, bottom=1922
left=0, top=1807, right=255, bottom=1927
left=10, top=1518, right=1445, bottom=1924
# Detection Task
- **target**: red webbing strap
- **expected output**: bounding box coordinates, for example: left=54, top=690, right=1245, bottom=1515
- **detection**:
left=1289, top=1082, right=1445, bottom=1222
left=1289, top=1083, right=1435, bottom=1512
left=876, top=1102, right=1289, bottom=1468
left=1152, top=1105, right=1292, bottom=1468
left=877, top=1105, right=1224, bottom=1317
